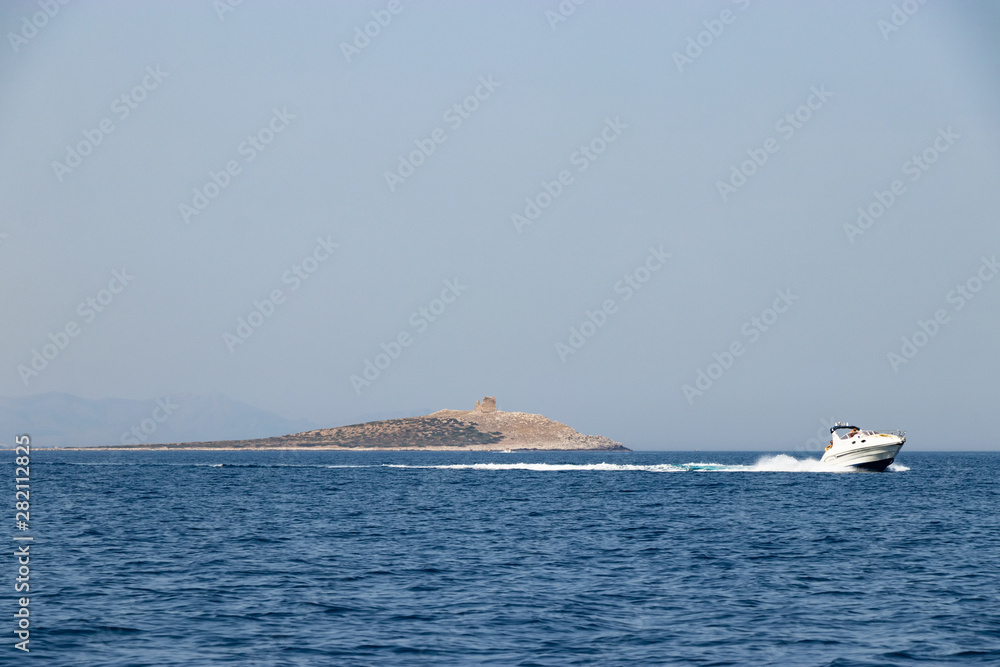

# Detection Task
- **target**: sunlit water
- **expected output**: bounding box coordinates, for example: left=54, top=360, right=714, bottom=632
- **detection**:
left=25, top=450, right=1000, bottom=665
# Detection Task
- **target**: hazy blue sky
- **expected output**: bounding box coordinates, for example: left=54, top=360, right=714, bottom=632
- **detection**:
left=2, top=1, right=998, bottom=450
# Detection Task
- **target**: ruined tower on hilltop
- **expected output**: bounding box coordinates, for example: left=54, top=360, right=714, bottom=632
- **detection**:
left=473, top=396, right=497, bottom=413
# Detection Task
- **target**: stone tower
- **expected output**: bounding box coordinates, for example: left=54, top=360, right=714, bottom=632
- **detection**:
left=473, top=396, right=497, bottom=413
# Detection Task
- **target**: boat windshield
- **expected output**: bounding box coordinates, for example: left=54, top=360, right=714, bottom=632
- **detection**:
left=837, top=429, right=875, bottom=439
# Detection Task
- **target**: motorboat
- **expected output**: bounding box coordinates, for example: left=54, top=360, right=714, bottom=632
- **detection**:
left=821, top=422, right=905, bottom=471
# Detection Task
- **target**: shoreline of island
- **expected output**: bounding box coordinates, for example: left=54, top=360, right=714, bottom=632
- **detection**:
left=41, top=396, right=630, bottom=452
left=53, top=446, right=629, bottom=452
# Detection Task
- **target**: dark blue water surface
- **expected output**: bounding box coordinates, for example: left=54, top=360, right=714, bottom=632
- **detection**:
left=17, top=450, right=1000, bottom=665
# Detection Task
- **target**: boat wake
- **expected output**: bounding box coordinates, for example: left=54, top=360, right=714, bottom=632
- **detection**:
left=53, top=456, right=909, bottom=473
left=381, top=454, right=904, bottom=473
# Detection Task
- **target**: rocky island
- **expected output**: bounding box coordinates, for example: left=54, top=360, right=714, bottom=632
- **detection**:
left=96, top=397, right=628, bottom=451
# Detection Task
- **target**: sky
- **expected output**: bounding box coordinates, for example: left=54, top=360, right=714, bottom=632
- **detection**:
left=1, top=1, right=998, bottom=451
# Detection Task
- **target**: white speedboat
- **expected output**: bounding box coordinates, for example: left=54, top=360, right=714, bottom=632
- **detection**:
left=821, top=422, right=905, bottom=471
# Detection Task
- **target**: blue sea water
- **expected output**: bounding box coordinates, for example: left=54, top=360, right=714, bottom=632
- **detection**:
left=18, top=450, right=1000, bottom=665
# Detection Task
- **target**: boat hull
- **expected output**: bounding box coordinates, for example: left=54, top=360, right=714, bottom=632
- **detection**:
left=851, top=456, right=896, bottom=472
left=821, top=440, right=903, bottom=471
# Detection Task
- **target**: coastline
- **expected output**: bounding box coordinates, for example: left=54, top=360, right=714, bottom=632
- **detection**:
left=44, top=396, right=629, bottom=452
left=53, top=444, right=629, bottom=452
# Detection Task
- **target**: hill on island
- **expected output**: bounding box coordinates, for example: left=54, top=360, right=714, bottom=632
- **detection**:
left=94, top=396, right=627, bottom=451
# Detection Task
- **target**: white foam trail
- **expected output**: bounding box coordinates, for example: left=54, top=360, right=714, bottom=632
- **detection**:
left=745, top=454, right=851, bottom=473
left=381, top=457, right=860, bottom=473
left=382, top=462, right=686, bottom=472
left=61, top=458, right=908, bottom=474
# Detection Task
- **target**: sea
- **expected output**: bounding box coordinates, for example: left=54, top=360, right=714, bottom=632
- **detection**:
left=18, top=450, right=1000, bottom=666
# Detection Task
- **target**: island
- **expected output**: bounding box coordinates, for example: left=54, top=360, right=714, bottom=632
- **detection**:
left=92, top=396, right=629, bottom=451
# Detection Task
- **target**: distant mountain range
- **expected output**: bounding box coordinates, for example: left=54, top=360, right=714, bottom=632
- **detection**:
left=0, top=392, right=315, bottom=448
